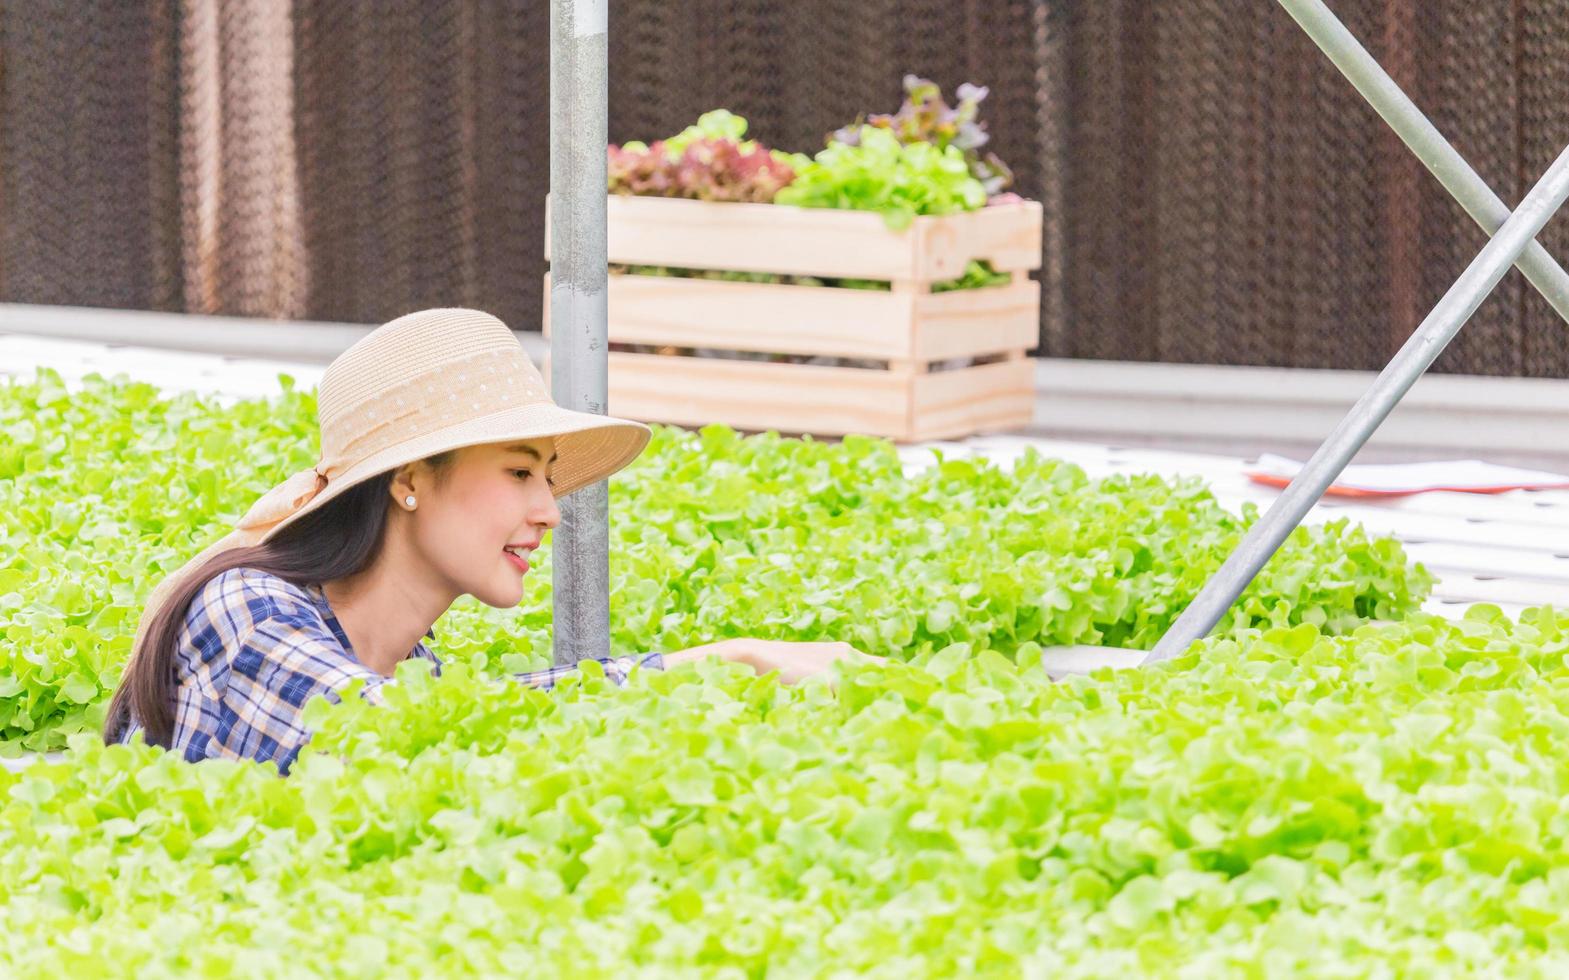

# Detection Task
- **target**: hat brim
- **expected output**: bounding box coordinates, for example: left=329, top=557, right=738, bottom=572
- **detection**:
left=257, top=402, right=652, bottom=544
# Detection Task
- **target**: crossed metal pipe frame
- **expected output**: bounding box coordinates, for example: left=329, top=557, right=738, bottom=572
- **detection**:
left=1146, top=0, right=1569, bottom=662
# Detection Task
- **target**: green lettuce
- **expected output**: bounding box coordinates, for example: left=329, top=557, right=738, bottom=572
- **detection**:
left=0, top=369, right=1430, bottom=750
left=2, top=607, right=1569, bottom=973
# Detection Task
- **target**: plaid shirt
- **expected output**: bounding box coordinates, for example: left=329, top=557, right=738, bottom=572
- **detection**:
left=116, top=566, right=664, bottom=775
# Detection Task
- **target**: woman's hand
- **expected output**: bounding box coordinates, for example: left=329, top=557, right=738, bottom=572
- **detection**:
left=665, top=638, right=885, bottom=687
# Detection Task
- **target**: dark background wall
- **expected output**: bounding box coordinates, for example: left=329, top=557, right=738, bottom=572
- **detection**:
left=3, top=1, right=1568, bottom=376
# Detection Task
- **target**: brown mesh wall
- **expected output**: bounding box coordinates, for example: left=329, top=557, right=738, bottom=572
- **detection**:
left=1, top=0, right=1567, bottom=376
left=1519, top=0, right=1569, bottom=377
left=0, top=1, right=183, bottom=311
left=1418, top=1, right=1522, bottom=376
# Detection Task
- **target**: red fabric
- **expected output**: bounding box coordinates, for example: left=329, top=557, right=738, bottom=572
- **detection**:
left=1244, top=472, right=1569, bottom=498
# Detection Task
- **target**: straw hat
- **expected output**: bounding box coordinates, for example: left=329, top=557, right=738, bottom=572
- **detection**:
left=129, top=307, right=651, bottom=655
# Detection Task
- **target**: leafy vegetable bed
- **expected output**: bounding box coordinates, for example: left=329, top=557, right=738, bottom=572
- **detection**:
left=0, top=369, right=1429, bottom=751
left=5, top=608, right=1569, bottom=975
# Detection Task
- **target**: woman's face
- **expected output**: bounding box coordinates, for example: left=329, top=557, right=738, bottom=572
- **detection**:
left=403, top=436, right=561, bottom=608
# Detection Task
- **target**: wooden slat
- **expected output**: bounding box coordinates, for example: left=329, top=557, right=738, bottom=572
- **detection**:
left=913, top=280, right=1041, bottom=361
left=908, top=359, right=1035, bottom=442
left=545, top=351, right=915, bottom=438
left=543, top=352, right=1033, bottom=442
left=585, top=196, right=916, bottom=279
left=546, top=195, right=1043, bottom=282
left=911, top=200, right=1044, bottom=278
left=546, top=273, right=1038, bottom=362
left=550, top=272, right=920, bottom=358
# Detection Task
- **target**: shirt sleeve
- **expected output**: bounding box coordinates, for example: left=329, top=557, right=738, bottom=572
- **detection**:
left=510, top=651, right=665, bottom=691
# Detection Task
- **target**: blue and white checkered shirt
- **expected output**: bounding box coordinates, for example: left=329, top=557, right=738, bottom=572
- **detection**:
left=116, top=566, right=663, bottom=775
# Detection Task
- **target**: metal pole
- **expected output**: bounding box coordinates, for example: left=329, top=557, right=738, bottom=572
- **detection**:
left=1144, top=141, right=1569, bottom=664
left=1278, top=0, right=1569, bottom=324
left=548, top=0, right=610, bottom=666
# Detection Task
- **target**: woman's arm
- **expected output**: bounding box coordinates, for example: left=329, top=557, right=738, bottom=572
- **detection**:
left=661, top=639, right=743, bottom=668
left=508, top=639, right=881, bottom=690
left=511, top=651, right=664, bottom=689
left=666, top=638, right=885, bottom=685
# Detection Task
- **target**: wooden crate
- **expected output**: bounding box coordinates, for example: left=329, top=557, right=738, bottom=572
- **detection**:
left=542, top=195, right=1042, bottom=442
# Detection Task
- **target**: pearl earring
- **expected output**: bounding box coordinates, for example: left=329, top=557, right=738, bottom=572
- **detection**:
left=405, top=495, right=416, bottom=508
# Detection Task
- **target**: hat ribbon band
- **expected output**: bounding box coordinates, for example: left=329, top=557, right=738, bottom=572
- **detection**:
left=235, top=462, right=332, bottom=534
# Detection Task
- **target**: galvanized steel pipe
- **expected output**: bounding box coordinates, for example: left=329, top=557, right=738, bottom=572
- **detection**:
left=548, top=0, right=611, bottom=666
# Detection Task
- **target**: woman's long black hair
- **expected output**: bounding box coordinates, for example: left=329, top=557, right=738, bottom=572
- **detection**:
left=101, top=451, right=458, bottom=748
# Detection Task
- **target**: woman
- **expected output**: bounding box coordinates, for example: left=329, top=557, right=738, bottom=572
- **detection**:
left=103, top=308, right=876, bottom=775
